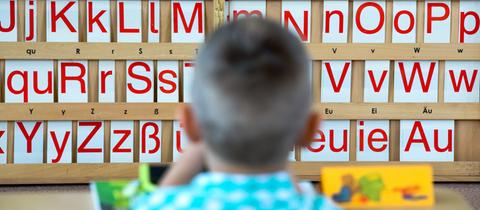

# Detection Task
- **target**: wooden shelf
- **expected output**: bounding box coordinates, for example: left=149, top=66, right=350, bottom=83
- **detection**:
left=0, top=43, right=478, bottom=60
left=0, top=103, right=477, bottom=121
left=0, top=161, right=477, bottom=184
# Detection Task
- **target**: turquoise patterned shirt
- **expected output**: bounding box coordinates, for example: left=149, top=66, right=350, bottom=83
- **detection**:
left=131, top=171, right=340, bottom=210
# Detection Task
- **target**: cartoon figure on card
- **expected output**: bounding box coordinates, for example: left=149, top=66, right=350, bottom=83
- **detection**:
left=333, top=173, right=385, bottom=203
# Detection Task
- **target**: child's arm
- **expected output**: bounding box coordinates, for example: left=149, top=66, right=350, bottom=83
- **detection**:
left=159, top=143, right=205, bottom=187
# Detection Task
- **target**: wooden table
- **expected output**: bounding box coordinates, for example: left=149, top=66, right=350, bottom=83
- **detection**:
left=0, top=188, right=471, bottom=210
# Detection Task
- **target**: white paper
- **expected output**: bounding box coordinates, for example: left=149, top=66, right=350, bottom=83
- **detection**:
left=183, top=61, right=195, bottom=103
left=301, top=120, right=350, bottom=161
left=0, top=122, right=7, bottom=164
left=227, top=0, right=266, bottom=22
left=444, top=61, right=480, bottom=102
left=25, top=0, right=37, bottom=42
left=356, top=120, right=389, bottom=161
left=459, top=0, right=480, bottom=43
left=364, top=60, right=390, bottom=102
left=173, top=121, right=189, bottom=162
left=171, top=0, right=205, bottom=43
left=47, top=121, right=72, bottom=163
left=0, top=0, right=17, bottom=42
left=14, top=121, right=43, bottom=164
left=117, top=0, right=142, bottom=43
left=321, top=61, right=352, bottom=103
left=281, top=0, right=311, bottom=43
left=98, top=60, right=116, bottom=103
left=58, top=60, right=89, bottom=103
left=139, top=121, right=162, bottom=163
left=126, top=61, right=154, bottom=102
left=110, top=121, right=134, bottom=163
left=157, top=61, right=180, bottom=102
left=424, top=0, right=451, bottom=43
left=352, top=0, right=386, bottom=43
left=46, top=0, right=78, bottom=42
left=400, top=120, right=454, bottom=161
left=77, top=121, right=104, bottom=163
left=86, top=0, right=110, bottom=42
left=148, top=0, right=160, bottom=42
left=322, top=0, right=348, bottom=43
left=394, top=61, right=439, bottom=102
left=392, top=0, right=417, bottom=43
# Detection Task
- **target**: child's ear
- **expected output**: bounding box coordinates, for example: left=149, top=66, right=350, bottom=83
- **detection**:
left=177, top=104, right=202, bottom=144
left=296, top=112, right=321, bottom=147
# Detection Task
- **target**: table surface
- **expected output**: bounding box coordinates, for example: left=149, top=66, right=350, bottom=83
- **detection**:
left=0, top=188, right=471, bottom=210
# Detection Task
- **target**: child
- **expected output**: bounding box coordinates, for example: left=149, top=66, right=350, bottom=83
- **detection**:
left=132, top=18, right=340, bottom=210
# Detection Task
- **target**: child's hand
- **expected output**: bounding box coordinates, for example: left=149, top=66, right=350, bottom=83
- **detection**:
left=159, top=143, right=206, bottom=186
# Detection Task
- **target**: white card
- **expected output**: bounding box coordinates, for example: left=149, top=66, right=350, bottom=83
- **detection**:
left=0, top=0, right=17, bottom=42
left=424, top=0, right=451, bottom=43
left=392, top=0, right=417, bottom=43
left=58, top=60, right=89, bottom=103
left=394, top=61, right=439, bottom=102
left=171, top=0, right=205, bottom=43
left=364, top=60, right=390, bottom=102
left=444, top=61, right=479, bottom=102
left=227, top=0, right=266, bottom=22
left=173, top=121, right=189, bottom=162
left=400, top=120, right=454, bottom=161
left=322, top=0, right=349, bottom=43
left=139, top=121, right=162, bottom=163
left=126, top=61, right=154, bottom=102
left=321, top=60, right=352, bottom=102
left=459, top=0, right=480, bottom=43
left=110, top=121, right=134, bottom=163
left=281, top=0, right=311, bottom=43
left=0, top=122, right=7, bottom=164
left=301, top=120, right=350, bottom=161
left=352, top=0, right=386, bottom=43
left=47, top=121, right=72, bottom=163
left=183, top=61, right=195, bottom=103
left=98, top=60, right=116, bottom=103
left=289, top=147, right=296, bottom=161
left=77, top=121, right=104, bottom=163
left=5, top=60, right=54, bottom=103
left=148, top=0, right=160, bottom=42
left=46, top=0, right=78, bottom=42
left=117, top=0, right=141, bottom=43
left=157, top=61, right=179, bottom=102
left=87, top=0, right=110, bottom=42
left=14, top=121, right=43, bottom=164
left=356, top=120, right=389, bottom=161
left=25, top=0, right=37, bottom=42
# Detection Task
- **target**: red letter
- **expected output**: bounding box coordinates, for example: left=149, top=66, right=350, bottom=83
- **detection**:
left=394, top=10, right=415, bottom=34
left=307, top=130, right=325, bottom=152
left=50, top=131, right=70, bottom=163
left=150, top=2, right=159, bottom=33
left=355, top=2, right=385, bottom=34
left=0, top=131, right=5, bottom=154
left=158, top=69, right=177, bottom=94
left=78, top=122, right=102, bottom=153
left=100, top=70, right=113, bottom=94
left=173, top=2, right=203, bottom=33
left=449, top=69, right=478, bottom=92
left=88, top=2, right=107, bottom=33
left=141, top=122, right=160, bottom=154
left=330, top=129, right=348, bottom=152
left=17, top=122, right=42, bottom=153
left=367, top=70, right=388, bottom=92
left=284, top=11, right=309, bottom=41
left=175, top=128, right=183, bottom=153
left=325, top=10, right=344, bottom=33
left=0, top=0, right=15, bottom=32
left=51, top=1, right=77, bottom=32
left=33, top=71, right=53, bottom=94
left=118, top=2, right=139, bottom=33
left=25, top=0, right=35, bottom=41
left=7, top=70, right=28, bottom=102
left=426, top=3, right=450, bottom=33
left=460, top=11, right=479, bottom=43
left=399, top=62, right=436, bottom=93
left=325, top=62, right=350, bottom=93
left=405, top=121, right=430, bottom=152
left=60, top=62, right=87, bottom=94
left=433, top=129, right=453, bottom=152
left=233, top=10, right=263, bottom=21
left=127, top=62, right=152, bottom=94
left=112, top=130, right=132, bottom=153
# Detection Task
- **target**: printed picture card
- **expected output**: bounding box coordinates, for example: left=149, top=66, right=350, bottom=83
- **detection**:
left=47, top=121, right=72, bottom=163
left=322, top=0, right=349, bottom=43
left=281, top=0, right=311, bottom=43
left=352, top=0, right=386, bottom=43
left=321, top=61, right=352, bottom=103
left=400, top=120, right=454, bottom=161
left=444, top=61, right=479, bottom=102
left=14, top=121, right=44, bottom=164
left=394, top=61, right=439, bottom=103
left=356, top=120, right=389, bottom=161
left=110, top=121, right=134, bottom=163
left=171, top=0, right=205, bottom=43
left=46, top=0, right=79, bottom=42
left=139, top=121, right=162, bottom=163
left=301, top=120, right=350, bottom=162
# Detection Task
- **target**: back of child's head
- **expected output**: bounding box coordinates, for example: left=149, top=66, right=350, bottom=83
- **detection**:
left=192, top=18, right=311, bottom=167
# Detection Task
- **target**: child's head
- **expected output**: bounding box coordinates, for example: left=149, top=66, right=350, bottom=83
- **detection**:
left=181, top=18, right=317, bottom=168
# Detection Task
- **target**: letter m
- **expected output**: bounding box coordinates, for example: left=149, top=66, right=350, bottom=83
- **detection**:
left=173, top=2, right=203, bottom=33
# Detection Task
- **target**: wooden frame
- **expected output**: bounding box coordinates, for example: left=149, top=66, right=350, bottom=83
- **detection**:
left=0, top=0, right=478, bottom=184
